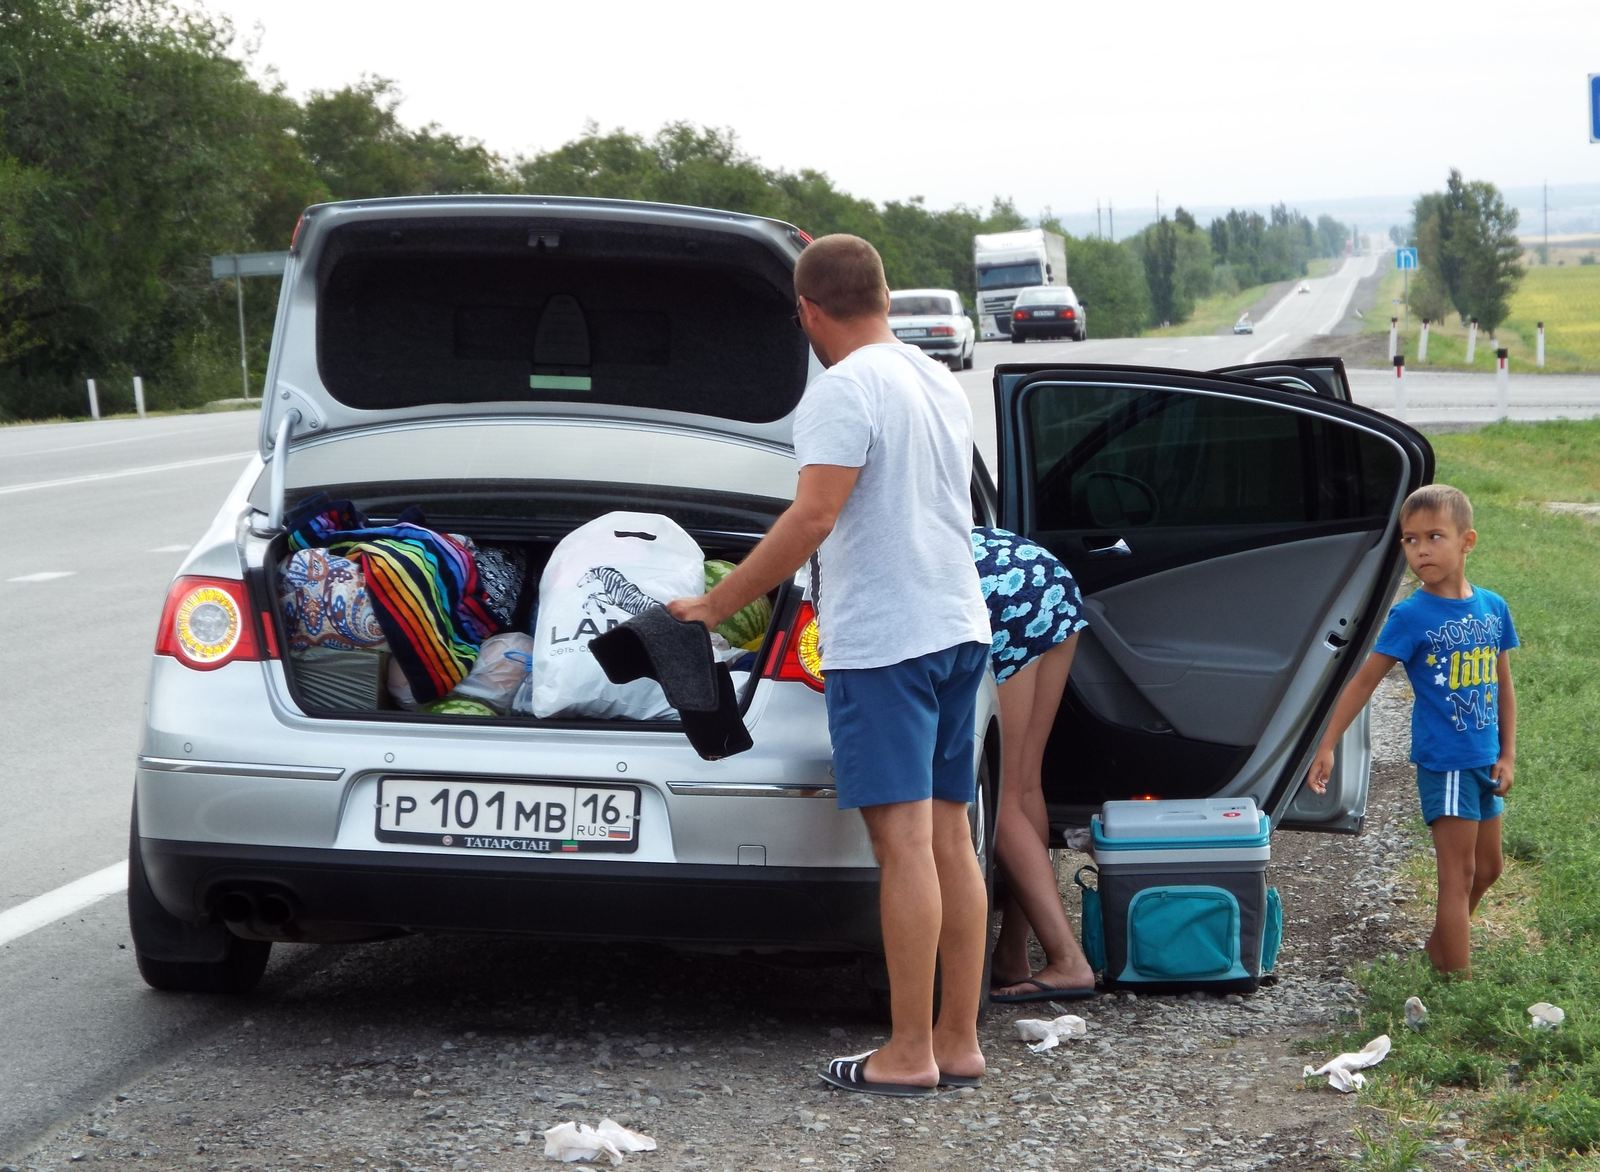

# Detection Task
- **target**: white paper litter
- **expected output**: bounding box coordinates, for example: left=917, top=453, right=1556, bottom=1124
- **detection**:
left=1404, top=996, right=1429, bottom=1031
left=1015, top=1014, right=1088, bottom=1053
left=542, top=1118, right=657, bottom=1165
left=1529, top=1002, right=1566, bottom=1031
left=1303, top=1034, right=1391, bottom=1093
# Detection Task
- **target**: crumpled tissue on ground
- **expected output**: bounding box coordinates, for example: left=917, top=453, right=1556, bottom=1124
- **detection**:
left=1015, top=1013, right=1088, bottom=1053
left=1404, top=996, right=1429, bottom=1031
left=542, top=1118, right=657, bottom=1165
left=1528, top=1002, right=1566, bottom=1030
left=1303, top=1034, right=1391, bottom=1092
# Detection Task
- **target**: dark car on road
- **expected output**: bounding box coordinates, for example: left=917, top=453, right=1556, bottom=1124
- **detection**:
left=1010, top=284, right=1086, bottom=342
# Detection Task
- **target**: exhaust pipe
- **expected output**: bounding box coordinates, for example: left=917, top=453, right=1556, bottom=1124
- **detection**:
left=258, top=892, right=295, bottom=926
left=216, top=890, right=256, bottom=924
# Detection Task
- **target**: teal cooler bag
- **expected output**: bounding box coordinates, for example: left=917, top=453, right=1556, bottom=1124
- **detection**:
left=1090, top=798, right=1276, bottom=994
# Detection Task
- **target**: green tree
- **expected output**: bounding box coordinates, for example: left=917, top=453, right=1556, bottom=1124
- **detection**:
left=1061, top=233, right=1149, bottom=338
left=1410, top=170, right=1524, bottom=333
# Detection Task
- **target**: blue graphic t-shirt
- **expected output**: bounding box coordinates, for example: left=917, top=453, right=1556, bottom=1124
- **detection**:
left=1374, top=584, right=1518, bottom=771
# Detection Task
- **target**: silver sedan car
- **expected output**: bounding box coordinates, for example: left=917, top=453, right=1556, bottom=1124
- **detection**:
left=131, top=196, right=1429, bottom=995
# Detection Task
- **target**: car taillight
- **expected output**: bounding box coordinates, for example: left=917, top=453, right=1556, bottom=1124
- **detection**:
left=1062, top=309, right=1075, bottom=319
left=289, top=213, right=306, bottom=252
left=763, top=601, right=825, bottom=692
left=930, top=325, right=956, bottom=337
left=1013, top=310, right=1026, bottom=320
left=154, top=576, right=269, bottom=670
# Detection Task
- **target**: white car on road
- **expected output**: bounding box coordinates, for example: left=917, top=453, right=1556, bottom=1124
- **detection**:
left=889, top=288, right=975, bottom=370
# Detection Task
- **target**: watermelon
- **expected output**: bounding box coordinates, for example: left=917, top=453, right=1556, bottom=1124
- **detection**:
left=704, top=559, right=772, bottom=650
left=421, top=697, right=497, bottom=717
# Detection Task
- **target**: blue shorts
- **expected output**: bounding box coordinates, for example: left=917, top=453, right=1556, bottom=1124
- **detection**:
left=823, top=642, right=988, bottom=811
left=1417, top=765, right=1505, bottom=824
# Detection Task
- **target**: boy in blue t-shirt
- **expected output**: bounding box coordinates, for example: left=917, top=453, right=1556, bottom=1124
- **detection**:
left=1308, top=484, right=1518, bottom=976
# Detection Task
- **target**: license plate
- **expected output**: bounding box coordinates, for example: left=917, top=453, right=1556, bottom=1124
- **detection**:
left=1031, top=310, right=1057, bottom=317
left=895, top=328, right=928, bottom=338
left=376, top=777, right=640, bottom=854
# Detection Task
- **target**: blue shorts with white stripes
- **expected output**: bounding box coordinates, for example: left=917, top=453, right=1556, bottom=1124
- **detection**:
left=1416, top=765, right=1505, bottom=824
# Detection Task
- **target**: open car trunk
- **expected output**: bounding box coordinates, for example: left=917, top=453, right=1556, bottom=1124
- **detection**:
left=247, top=482, right=791, bottom=728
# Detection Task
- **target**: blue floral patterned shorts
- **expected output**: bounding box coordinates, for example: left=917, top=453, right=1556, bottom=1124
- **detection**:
left=971, top=526, right=1089, bottom=684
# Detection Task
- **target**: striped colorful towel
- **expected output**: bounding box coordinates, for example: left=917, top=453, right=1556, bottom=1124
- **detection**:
left=285, top=495, right=499, bottom=704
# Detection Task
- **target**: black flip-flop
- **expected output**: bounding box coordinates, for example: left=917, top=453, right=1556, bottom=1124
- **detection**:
left=937, top=1072, right=983, bottom=1089
left=989, top=978, right=1099, bottom=1004
left=819, top=1050, right=938, bottom=1098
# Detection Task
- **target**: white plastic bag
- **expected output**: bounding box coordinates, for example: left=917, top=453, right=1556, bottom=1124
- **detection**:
left=529, top=512, right=705, bottom=719
left=450, top=632, right=535, bottom=713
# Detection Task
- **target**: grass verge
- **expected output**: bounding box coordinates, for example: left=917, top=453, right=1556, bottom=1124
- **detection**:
left=1362, top=265, right=1600, bottom=374
left=1145, top=281, right=1285, bottom=338
left=1332, top=418, right=1600, bottom=1167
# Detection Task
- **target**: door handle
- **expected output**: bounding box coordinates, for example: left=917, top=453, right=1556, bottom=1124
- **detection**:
left=1086, top=537, right=1132, bottom=557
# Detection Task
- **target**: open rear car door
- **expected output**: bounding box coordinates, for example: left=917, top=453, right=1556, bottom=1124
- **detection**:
left=994, top=364, right=1433, bottom=833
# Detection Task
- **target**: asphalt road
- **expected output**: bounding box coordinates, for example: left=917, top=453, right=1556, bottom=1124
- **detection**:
left=3, top=299, right=1600, bottom=1160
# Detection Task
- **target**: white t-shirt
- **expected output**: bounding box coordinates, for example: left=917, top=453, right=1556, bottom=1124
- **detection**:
left=791, top=342, right=990, bottom=671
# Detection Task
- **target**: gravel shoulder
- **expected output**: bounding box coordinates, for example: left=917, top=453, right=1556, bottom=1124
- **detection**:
left=8, top=677, right=1434, bottom=1172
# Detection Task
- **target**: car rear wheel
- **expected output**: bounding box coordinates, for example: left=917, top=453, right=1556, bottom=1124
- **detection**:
left=128, top=806, right=271, bottom=994
left=962, top=341, right=975, bottom=370
left=1011, top=333, right=1024, bottom=344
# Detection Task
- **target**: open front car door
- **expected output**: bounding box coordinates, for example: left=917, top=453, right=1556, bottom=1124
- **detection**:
left=995, top=364, right=1433, bottom=833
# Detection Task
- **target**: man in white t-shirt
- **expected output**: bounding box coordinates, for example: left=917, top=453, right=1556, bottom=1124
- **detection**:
left=669, top=234, right=991, bottom=1097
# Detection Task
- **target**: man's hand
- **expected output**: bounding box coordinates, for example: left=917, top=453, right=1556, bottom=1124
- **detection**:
left=1306, top=745, right=1335, bottom=795
left=666, top=595, right=721, bottom=631
left=1491, top=755, right=1515, bottom=796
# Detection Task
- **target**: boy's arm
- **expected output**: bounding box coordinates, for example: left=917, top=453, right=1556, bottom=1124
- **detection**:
left=1306, top=653, right=1398, bottom=795
left=1493, top=651, right=1517, bottom=794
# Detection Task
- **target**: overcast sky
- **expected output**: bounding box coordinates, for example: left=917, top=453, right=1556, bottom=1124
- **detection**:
left=190, top=0, right=1598, bottom=222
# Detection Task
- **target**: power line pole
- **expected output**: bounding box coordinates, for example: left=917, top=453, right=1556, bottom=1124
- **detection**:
left=1109, top=201, right=1115, bottom=243
left=1543, top=180, right=1549, bottom=264
left=1096, top=199, right=1102, bottom=240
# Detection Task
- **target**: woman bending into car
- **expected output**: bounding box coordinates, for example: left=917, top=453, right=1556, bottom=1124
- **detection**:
left=972, top=527, right=1099, bottom=1003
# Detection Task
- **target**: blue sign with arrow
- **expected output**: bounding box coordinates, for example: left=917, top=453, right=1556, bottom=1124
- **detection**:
left=1591, top=73, right=1599, bottom=143
left=1396, top=247, right=1419, bottom=270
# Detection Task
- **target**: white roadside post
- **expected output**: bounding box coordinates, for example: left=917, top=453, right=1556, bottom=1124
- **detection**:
left=1537, top=321, right=1546, bottom=368
left=1388, top=317, right=1398, bottom=361
left=1418, top=320, right=1430, bottom=363
left=1393, top=353, right=1406, bottom=419
left=133, top=374, right=146, bottom=419
left=1466, top=318, right=1478, bottom=364
left=86, top=378, right=100, bottom=420
left=1496, top=347, right=1510, bottom=422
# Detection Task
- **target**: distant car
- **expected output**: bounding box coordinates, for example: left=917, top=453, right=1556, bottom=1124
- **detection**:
left=888, top=288, right=975, bottom=370
left=1233, top=315, right=1255, bottom=335
left=1009, top=285, right=1087, bottom=342
left=1298, top=282, right=1311, bottom=294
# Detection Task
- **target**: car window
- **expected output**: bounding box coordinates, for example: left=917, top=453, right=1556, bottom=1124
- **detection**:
left=890, top=294, right=955, bottom=316
left=1027, top=383, right=1402, bottom=531
left=1015, top=288, right=1064, bottom=306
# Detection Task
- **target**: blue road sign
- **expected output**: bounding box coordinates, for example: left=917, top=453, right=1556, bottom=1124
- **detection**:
left=1396, top=247, right=1419, bottom=270
left=1591, top=73, right=1599, bottom=143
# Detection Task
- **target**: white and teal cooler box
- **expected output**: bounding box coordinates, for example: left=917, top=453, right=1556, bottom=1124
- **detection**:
left=1077, top=798, right=1282, bottom=994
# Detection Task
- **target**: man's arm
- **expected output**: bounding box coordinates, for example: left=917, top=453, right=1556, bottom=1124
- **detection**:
left=1492, top=650, right=1516, bottom=794
left=666, top=463, right=860, bottom=630
left=1306, top=652, right=1398, bottom=794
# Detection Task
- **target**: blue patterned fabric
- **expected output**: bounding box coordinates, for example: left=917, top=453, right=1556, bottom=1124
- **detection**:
left=971, top=526, right=1089, bottom=684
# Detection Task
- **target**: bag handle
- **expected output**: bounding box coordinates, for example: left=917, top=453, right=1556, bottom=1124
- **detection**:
left=1073, top=864, right=1099, bottom=891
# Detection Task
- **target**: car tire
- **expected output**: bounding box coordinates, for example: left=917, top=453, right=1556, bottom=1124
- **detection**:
left=1010, top=333, right=1024, bottom=344
left=1077, top=327, right=1088, bottom=342
left=962, top=342, right=975, bottom=370
left=128, top=805, right=271, bottom=994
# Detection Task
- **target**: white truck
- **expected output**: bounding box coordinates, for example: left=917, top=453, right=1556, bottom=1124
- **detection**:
left=973, top=228, right=1069, bottom=340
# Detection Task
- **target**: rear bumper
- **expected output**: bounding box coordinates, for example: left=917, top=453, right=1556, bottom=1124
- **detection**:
left=139, top=836, right=884, bottom=953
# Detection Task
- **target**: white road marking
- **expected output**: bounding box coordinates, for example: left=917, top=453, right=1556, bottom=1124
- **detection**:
left=3, top=426, right=227, bottom=458
left=1244, top=333, right=1288, bottom=362
left=0, top=451, right=253, bottom=496
left=0, top=862, right=127, bottom=948
left=149, top=544, right=190, bottom=553
left=6, top=571, right=76, bottom=583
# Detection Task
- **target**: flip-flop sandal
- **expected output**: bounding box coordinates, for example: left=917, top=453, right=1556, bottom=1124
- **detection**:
left=937, top=1073, right=983, bottom=1089
left=989, top=978, right=1099, bottom=1004
left=819, top=1050, right=937, bottom=1098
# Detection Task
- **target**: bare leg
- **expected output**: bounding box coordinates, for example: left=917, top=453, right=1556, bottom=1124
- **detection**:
left=992, top=637, right=1096, bottom=996
left=854, top=799, right=942, bottom=1088
left=1426, top=816, right=1479, bottom=976
left=929, top=798, right=988, bottom=1082
left=989, top=660, right=1040, bottom=984
left=1470, top=815, right=1503, bottom=914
